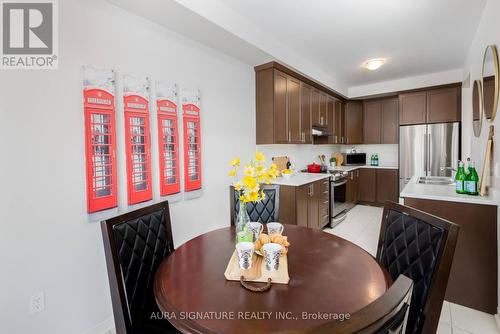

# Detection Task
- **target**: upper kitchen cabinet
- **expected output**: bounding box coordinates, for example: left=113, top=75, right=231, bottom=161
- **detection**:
left=300, top=83, right=313, bottom=144
left=255, top=68, right=305, bottom=144
left=426, top=86, right=461, bottom=123
left=399, top=85, right=461, bottom=125
left=399, top=91, right=427, bottom=125
left=319, top=93, right=329, bottom=127
left=345, top=101, right=363, bottom=144
left=363, top=100, right=382, bottom=144
left=311, top=89, right=321, bottom=126
left=362, top=97, right=399, bottom=144
left=381, top=98, right=399, bottom=143
left=255, top=62, right=346, bottom=145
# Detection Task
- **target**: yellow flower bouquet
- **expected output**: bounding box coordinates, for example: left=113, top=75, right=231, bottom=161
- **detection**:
left=228, top=151, right=278, bottom=203
left=229, top=151, right=278, bottom=243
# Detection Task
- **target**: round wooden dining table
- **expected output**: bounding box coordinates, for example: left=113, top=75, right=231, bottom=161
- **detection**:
left=154, top=225, right=392, bottom=334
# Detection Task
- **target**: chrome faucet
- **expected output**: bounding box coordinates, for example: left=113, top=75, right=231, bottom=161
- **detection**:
left=440, top=166, right=457, bottom=172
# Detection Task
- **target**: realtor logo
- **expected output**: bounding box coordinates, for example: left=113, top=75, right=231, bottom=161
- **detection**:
left=1, top=0, right=58, bottom=69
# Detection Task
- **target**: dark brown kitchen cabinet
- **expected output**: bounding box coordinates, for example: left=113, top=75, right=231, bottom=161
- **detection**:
left=273, top=70, right=288, bottom=143
left=427, top=86, right=461, bottom=123
left=319, top=178, right=330, bottom=228
left=255, top=68, right=308, bottom=144
left=357, top=168, right=376, bottom=203
left=381, top=98, right=399, bottom=144
left=333, top=101, right=345, bottom=144
left=399, top=91, right=427, bottom=125
left=347, top=170, right=359, bottom=207
left=363, top=100, right=382, bottom=144
left=287, top=77, right=302, bottom=143
left=300, top=83, right=312, bottom=144
left=327, top=97, right=336, bottom=144
left=345, top=102, right=363, bottom=144
left=273, top=70, right=301, bottom=143
left=363, top=98, right=399, bottom=144
left=376, top=169, right=399, bottom=204
left=319, top=93, right=328, bottom=127
left=399, top=86, right=461, bottom=125
left=311, top=89, right=321, bottom=126
left=279, top=179, right=326, bottom=230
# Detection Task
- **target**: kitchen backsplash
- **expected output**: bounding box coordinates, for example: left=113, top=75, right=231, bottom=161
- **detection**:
left=257, top=144, right=398, bottom=170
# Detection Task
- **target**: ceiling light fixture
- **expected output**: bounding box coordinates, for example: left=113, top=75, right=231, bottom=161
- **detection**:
left=363, top=58, right=386, bottom=71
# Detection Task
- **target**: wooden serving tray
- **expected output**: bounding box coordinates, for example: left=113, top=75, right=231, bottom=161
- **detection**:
left=224, top=250, right=290, bottom=284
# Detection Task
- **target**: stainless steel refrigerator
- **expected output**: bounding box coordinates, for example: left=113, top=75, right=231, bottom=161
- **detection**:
left=399, top=122, right=460, bottom=191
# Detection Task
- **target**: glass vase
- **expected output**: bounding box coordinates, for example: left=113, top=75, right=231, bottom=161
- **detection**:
left=236, top=201, right=253, bottom=244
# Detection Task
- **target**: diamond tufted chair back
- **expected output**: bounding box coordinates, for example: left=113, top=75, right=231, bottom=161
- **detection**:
left=230, top=184, right=280, bottom=225
left=101, top=201, right=177, bottom=334
left=376, top=201, right=459, bottom=334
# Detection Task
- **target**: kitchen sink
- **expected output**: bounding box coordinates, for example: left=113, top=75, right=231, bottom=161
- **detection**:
left=417, top=176, right=455, bottom=185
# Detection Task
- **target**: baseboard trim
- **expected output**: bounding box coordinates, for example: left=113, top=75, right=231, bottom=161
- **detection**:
left=81, top=317, right=115, bottom=334
left=494, top=308, right=500, bottom=332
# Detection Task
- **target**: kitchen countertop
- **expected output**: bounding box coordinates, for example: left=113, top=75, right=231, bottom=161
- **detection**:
left=400, top=176, right=498, bottom=206
left=272, top=172, right=331, bottom=187
left=332, top=164, right=399, bottom=172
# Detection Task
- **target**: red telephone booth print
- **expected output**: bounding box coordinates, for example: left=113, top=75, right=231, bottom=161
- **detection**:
left=157, top=99, right=180, bottom=196
left=84, top=89, right=118, bottom=213
left=182, top=103, right=202, bottom=191
left=124, top=95, right=152, bottom=205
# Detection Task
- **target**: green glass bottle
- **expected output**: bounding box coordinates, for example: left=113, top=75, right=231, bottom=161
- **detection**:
left=455, top=161, right=466, bottom=194
left=465, top=161, right=479, bottom=196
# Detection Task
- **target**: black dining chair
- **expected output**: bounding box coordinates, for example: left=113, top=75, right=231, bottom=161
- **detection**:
left=230, top=184, right=280, bottom=225
left=280, top=274, right=414, bottom=334
left=376, top=201, right=460, bottom=334
left=101, top=201, right=179, bottom=334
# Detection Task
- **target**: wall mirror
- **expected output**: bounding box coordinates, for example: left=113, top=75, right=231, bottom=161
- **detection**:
left=472, top=80, right=483, bottom=137
left=482, top=45, right=499, bottom=122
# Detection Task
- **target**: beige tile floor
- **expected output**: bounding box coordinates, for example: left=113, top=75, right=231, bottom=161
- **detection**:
left=324, top=205, right=499, bottom=334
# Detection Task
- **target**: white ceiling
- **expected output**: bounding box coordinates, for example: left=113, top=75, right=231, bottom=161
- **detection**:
left=217, top=0, right=487, bottom=87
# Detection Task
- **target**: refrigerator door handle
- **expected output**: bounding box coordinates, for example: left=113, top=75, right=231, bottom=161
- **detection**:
left=423, top=132, right=428, bottom=176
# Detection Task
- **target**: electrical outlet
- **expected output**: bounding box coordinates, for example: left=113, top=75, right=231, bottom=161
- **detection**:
left=30, top=291, right=45, bottom=314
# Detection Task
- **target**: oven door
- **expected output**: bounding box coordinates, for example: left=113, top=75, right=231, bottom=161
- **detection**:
left=330, top=179, right=349, bottom=219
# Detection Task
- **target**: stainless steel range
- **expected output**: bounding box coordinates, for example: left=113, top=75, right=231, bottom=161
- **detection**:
left=329, top=170, right=349, bottom=227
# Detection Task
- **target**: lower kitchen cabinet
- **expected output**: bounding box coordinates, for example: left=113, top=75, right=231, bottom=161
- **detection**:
left=279, top=179, right=329, bottom=230
left=376, top=169, right=399, bottom=204
left=346, top=169, right=359, bottom=207
left=357, top=168, right=399, bottom=205
left=358, top=169, right=377, bottom=203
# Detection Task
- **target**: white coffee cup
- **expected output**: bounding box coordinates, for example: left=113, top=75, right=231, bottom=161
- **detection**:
left=267, top=222, right=284, bottom=235
left=235, top=242, right=254, bottom=270
left=263, top=243, right=282, bottom=271
left=247, top=222, right=264, bottom=241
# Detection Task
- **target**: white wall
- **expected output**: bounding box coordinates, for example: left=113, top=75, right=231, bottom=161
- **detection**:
left=461, top=0, right=500, bottom=314
left=0, top=0, right=255, bottom=333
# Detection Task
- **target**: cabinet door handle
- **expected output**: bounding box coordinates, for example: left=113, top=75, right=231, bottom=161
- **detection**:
left=356, top=170, right=359, bottom=177
left=288, top=131, right=291, bottom=142
left=346, top=137, right=349, bottom=144
left=335, top=135, right=338, bottom=143
left=350, top=173, right=353, bottom=180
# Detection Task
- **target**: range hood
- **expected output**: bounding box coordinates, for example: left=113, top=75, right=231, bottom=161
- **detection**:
left=312, top=125, right=330, bottom=137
